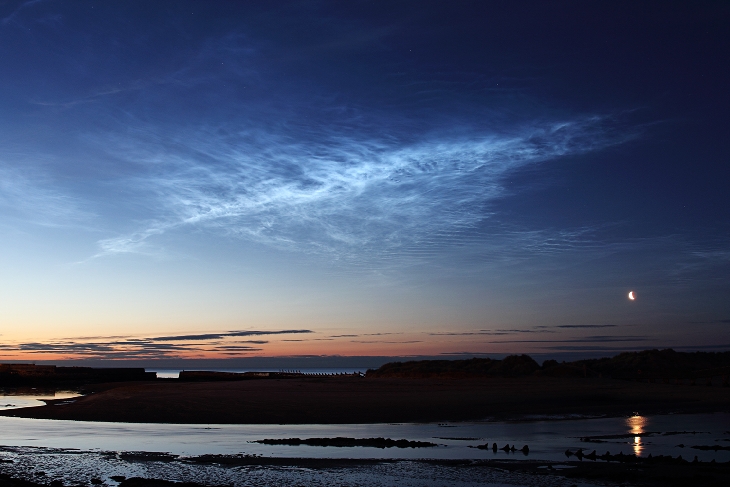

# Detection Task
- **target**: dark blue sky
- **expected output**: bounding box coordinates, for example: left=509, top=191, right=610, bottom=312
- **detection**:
left=0, top=0, right=728, bottom=360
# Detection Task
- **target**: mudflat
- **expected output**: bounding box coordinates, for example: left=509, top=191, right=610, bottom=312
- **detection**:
left=2, top=376, right=729, bottom=424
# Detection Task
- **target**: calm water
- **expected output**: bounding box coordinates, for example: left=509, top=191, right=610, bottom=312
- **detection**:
left=147, top=368, right=366, bottom=379
left=0, top=411, right=727, bottom=461
left=0, top=389, right=81, bottom=410
left=0, top=389, right=727, bottom=486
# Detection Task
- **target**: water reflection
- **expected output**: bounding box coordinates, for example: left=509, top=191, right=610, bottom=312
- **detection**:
left=0, top=414, right=724, bottom=462
left=0, top=392, right=727, bottom=464
left=626, top=414, right=647, bottom=456
left=148, top=368, right=366, bottom=379
left=0, top=389, right=80, bottom=410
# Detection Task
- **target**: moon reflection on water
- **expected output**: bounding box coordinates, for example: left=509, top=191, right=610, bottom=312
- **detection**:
left=627, top=414, right=647, bottom=456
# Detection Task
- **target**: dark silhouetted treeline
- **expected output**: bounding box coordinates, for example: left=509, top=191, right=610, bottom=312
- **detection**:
left=365, top=355, right=539, bottom=378
left=366, top=349, right=730, bottom=381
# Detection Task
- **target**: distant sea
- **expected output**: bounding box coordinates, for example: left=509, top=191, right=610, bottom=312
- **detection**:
left=146, top=367, right=365, bottom=379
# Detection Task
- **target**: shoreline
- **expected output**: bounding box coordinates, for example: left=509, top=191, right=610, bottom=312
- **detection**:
left=1, top=376, right=728, bottom=424
left=1, top=456, right=730, bottom=487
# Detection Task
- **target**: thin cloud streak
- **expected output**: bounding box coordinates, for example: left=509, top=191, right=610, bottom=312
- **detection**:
left=91, top=114, right=636, bottom=264
left=0, top=166, right=91, bottom=227
left=0, top=0, right=47, bottom=26
left=491, top=335, right=649, bottom=344
left=555, top=324, right=618, bottom=329
left=0, top=329, right=315, bottom=359
left=150, top=330, right=313, bottom=342
left=429, top=328, right=557, bottom=336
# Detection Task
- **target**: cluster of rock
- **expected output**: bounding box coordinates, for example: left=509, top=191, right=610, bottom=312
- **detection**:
left=564, top=448, right=727, bottom=465
left=253, top=437, right=437, bottom=448
left=475, top=442, right=530, bottom=454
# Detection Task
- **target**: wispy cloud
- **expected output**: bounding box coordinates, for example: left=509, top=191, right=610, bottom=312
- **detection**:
left=491, top=335, right=649, bottom=344
left=429, top=328, right=556, bottom=336
left=90, top=114, right=635, bottom=264
left=1, top=0, right=47, bottom=26
left=439, top=351, right=493, bottom=356
left=673, top=343, right=730, bottom=350
left=351, top=340, right=422, bottom=344
left=0, top=329, right=314, bottom=360
left=541, top=345, right=648, bottom=351
left=555, top=324, right=617, bottom=329
left=0, top=166, right=91, bottom=227
left=150, top=330, right=313, bottom=342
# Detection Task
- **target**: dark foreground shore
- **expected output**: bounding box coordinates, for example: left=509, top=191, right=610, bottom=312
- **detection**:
left=2, top=376, right=729, bottom=423
left=2, top=457, right=730, bottom=487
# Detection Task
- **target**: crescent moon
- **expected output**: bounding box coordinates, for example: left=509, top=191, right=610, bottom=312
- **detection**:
left=628, top=291, right=635, bottom=300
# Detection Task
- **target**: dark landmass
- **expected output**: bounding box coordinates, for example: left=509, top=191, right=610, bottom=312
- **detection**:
left=2, top=348, right=727, bottom=387
left=365, top=354, right=541, bottom=378
left=0, top=349, right=728, bottom=424
left=178, top=370, right=322, bottom=381
left=366, top=349, right=730, bottom=381
left=2, top=373, right=728, bottom=424
left=0, top=364, right=154, bottom=387
left=252, top=437, right=437, bottom=448
left=552, top=349, right=730, bottom=381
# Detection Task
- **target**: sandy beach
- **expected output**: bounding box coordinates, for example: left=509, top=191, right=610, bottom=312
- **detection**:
left=2, top=376, right=728, bottom=424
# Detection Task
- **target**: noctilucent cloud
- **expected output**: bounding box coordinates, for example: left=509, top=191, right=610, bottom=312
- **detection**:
left=0, top=1, right=728, bottom=360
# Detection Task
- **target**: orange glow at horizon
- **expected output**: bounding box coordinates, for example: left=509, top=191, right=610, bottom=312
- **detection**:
left=0, top=329, right=519, bottom=361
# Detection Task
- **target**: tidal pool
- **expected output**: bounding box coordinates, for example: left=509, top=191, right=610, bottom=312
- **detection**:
left=0, top=413, right=727, bottom=462
left=0, top=389, right=81, bottom=411
left=0, top=412, right=727, bottom=486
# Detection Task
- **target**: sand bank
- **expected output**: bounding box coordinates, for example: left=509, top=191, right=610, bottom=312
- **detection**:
left=1, top=376, right=728, bottom=424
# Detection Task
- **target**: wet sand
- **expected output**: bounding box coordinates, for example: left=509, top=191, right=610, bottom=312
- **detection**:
left=1, top=376, right=728, bottom=424
left=2, top=457, right=730, bottom=487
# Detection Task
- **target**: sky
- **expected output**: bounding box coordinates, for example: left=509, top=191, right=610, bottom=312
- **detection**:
left=0, top=0, right=728, bottom=362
